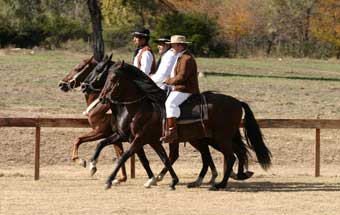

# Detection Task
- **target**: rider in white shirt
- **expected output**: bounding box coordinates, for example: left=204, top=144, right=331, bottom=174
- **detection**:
left=151, top=36, right=177, bottom=91
left=132, top=28, right=156, bottom=75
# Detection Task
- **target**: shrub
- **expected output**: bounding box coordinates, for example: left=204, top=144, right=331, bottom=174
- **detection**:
left=153, top=12, right=229, bottom=57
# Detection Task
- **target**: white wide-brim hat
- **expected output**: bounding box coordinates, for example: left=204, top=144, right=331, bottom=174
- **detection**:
left=166, top=35, right=191, bottom=44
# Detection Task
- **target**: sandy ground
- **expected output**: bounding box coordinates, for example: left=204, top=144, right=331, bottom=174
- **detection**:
left=1, top=164, right=340, bottom=215
left=1, top=126, right=340, bottom=215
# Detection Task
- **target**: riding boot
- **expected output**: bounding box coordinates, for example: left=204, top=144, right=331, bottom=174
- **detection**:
left=160, top=117, right=178, bottom=143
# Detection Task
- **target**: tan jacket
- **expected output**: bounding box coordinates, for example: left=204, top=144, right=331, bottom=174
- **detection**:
left=165, top=51, right=199, bottom=94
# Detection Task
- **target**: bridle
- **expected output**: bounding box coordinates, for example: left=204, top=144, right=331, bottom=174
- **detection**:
left=103, top=76, right=147, bottom=105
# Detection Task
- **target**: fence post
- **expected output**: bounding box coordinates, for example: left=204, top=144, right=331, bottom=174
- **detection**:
left=130, top=154, right=135, bottom=178
left=34, top=124, right=41, bottom=180
left=315, top=128, right=320, bottom=177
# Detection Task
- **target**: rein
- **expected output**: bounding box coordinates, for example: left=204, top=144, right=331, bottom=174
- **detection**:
left=108, top=94, right=147, bottom=105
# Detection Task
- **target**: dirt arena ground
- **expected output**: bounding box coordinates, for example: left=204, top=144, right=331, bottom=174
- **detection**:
left=1, top=127, right=340, bottom=215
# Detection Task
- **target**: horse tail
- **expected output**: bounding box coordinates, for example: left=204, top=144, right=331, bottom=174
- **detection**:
left=241, top=101, right=272, bottom=170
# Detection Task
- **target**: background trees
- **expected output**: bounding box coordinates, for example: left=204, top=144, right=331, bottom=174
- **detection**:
left=0, top=0, right=339, bottom=58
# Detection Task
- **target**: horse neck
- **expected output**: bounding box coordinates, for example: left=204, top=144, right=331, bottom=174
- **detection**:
left=85, top=92, right=100, bottom=106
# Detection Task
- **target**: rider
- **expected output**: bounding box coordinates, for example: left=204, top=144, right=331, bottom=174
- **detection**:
left=132, top=28, right=156, bottom=76
left=150, top=35, right=177, bottom=91
left=160, top=35, right=199, bottom=143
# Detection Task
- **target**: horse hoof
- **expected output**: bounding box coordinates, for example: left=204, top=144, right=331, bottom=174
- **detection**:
left=169, top=186, right=176, bottom=191
left=236, top=171, right=254, bottom=180
left=144, top=177, right=157, bottom=188
left=104, top=183, right=112, bottom=190
left=245, top=171, right=254, bottom=178
left=156, top=174, right=164, bottom=182
left=209, top=183, right=226, bottom=191
left=117, top=177, right=127, bottom=183
left=79, top=159, right=86, bottom=168
left=187, top=182, right=200, bottom=188
left=229, top=171, right=238, bottom=180
left=209, top=185, right=218, bottom=191
left=90, top=167, right=97, bottom=176
left=112, top=179, right=121, bottom=186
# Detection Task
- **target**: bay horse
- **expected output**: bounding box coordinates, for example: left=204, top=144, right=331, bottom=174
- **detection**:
left=99, top=61, right=272, bottom=190
left=83, top=56, right=225, bottom=188
left=84, top=56, right=256, bottom=188
left=58, top=55, right=128, bottom=184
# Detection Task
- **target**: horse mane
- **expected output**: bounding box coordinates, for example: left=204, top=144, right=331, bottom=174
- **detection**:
left=114, top=61, right=166, bottom=104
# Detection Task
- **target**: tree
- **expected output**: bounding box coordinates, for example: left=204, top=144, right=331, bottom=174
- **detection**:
left=311, top=0, right=340, bottom=58
left=87, top=0, right=104, bottom=61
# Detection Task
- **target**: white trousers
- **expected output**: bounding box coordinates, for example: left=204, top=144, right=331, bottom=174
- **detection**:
left=165, top=91, right=191, bottom=118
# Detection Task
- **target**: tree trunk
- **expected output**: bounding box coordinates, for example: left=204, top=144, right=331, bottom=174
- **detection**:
left=87, top=0, right=104, bottom=62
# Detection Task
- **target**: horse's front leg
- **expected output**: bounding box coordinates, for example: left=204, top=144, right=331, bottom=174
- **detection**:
left=156, top=141, right=179, bottom=182
left=88, top=133, right=123, bottom=178
left=149, top=142, right=179, bottom=190
left=105, top=136, right=142, bottom=190
left=72, top=130, right=106, bottom=168
left=135, top=148, right=157, bottom=188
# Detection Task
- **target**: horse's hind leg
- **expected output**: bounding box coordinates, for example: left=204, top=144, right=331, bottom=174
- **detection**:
left=231, top=130, right=254, bottom=180
left=149, top=142, right=179, bottom=190
left=156, top=142, right=179, bottom=182
left=210, top=139, right=235, bottom=190
left=187, top=140, right=217, bottom=188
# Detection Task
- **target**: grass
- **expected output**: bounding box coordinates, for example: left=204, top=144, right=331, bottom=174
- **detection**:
left=0, top=49, right=339, bottom=119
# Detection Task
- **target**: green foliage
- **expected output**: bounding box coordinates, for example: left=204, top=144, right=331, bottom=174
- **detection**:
left=0, top=0, right=90, bottom=48
left=154, top=12, right=228, bottom=57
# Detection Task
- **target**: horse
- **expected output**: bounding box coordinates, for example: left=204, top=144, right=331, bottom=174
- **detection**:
left=82, top=56, right=226, bottom=188
left=58, top=55, right=128, bottom=184
left=99, top=61, right=272, bottom=190
left=84, top=56, right=256, bottom=188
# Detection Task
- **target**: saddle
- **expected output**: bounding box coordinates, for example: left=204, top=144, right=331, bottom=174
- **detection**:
left=178, top=93, right=209, bottom=124
left=160, top=93, right=209, bottom=125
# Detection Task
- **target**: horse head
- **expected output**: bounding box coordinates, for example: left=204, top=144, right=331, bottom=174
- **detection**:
left=81, top=53, right=114, bottom=95
left=58, top=56, right=97, bottom=92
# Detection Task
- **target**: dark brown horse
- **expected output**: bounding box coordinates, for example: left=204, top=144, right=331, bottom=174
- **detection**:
left=84, top=56, right=224, bottom=188
left=58, top=56, right=127, bottom=184
left=99, top=61, right=272, bottom=190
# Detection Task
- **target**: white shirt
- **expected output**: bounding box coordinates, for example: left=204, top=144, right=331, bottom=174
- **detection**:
left=151, top=49, right=177, bottom=90
left=170, top=49, right=187, bottom=78
left=133, top=49, right=154, bottom=75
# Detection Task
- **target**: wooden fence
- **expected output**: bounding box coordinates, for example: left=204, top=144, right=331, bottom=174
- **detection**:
left=1, top=117, right=340, bottom=180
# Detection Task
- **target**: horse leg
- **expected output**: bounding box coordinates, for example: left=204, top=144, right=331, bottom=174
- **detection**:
left=149, top=142, right=179, bottom=190
left=72, top=130, right=106, bottom=168
left=112, top=142, right=127, bottom=183
left=231, top=130, right=254, bottom=180
left=156, top=141, right=179, bottom=182
left=210, top=139, right=235, bottom=190
left=105, top=137, right=142, bottom=190
left=187, top=140, right=215, bottom=188
left=135, top=148, right=157, bottom=188
left=87, top=134, right=127, bottom=184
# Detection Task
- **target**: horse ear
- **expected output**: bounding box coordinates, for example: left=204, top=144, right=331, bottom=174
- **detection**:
left=109, top=53, right=113, bottom=61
